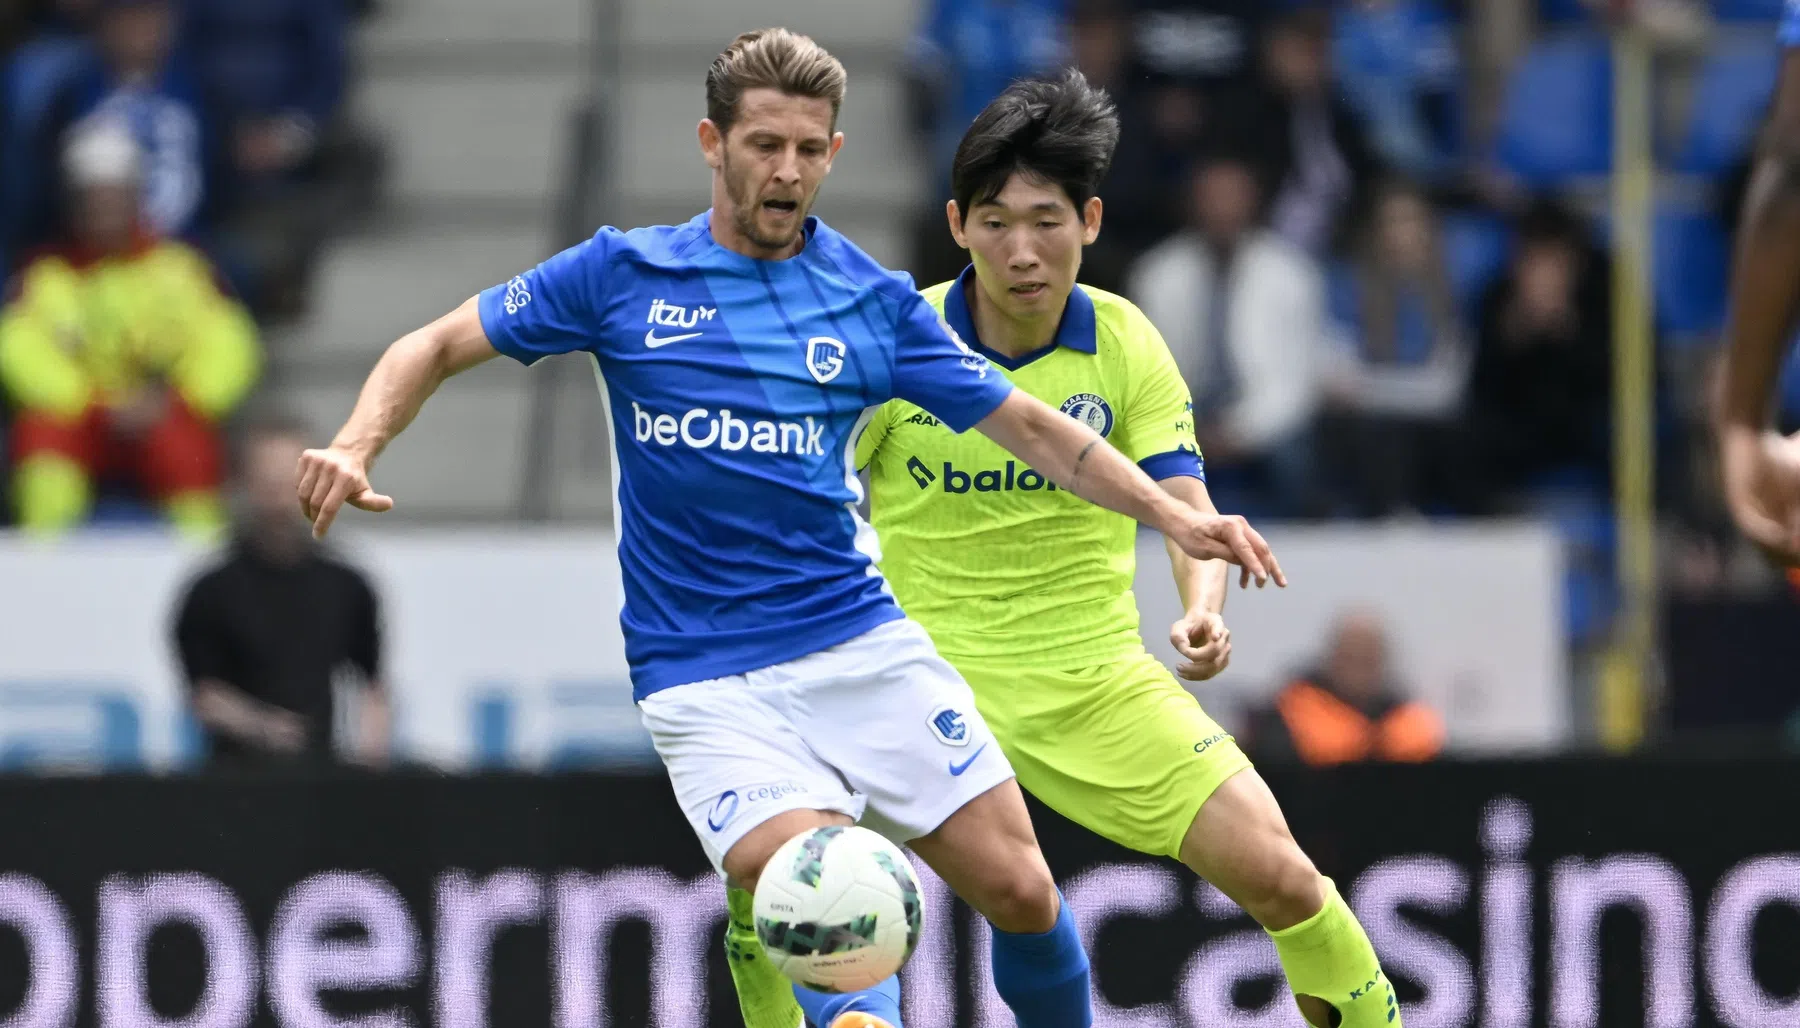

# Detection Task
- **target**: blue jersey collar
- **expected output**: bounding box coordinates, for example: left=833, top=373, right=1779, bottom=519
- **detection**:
left=943, top=265, right=1097, bottom=371
left=695, top=210, right=821, bottom=269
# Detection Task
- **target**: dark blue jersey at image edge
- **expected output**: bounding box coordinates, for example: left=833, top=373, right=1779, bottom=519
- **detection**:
left=477, top=213, right=1015, bottom=698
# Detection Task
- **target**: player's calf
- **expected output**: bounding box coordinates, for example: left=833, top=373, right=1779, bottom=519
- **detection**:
left=1180, top=770, right=1399, bottom=1028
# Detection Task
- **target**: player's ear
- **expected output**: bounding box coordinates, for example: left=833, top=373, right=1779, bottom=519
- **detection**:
left=828, top=131, right=844, bottom=166
left=698, top=119, right=724, bottom=169
left=1082, top=196, right=1103, bottom=246
left=946, top=200, right=969, bottom=249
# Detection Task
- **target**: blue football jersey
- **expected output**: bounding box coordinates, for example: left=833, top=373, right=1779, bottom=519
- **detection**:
left=477, top=212, right=1015, bottom=697
left=1785, top=0, right=1800, bottom=46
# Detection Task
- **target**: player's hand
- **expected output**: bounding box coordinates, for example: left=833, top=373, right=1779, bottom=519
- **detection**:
left=1719, top=423, right=1800, bottom=566
left=1171, top=611, right=1231, bottom=682
left=1172, top=512, right=1286, bottom=588
left=296, top=445, right=394, bottom=538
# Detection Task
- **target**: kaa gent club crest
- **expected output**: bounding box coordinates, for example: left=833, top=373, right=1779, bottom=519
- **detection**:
left=807, top=337, right=847, bottom=384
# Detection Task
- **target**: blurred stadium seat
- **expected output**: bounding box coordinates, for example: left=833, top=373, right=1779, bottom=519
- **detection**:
left=1592, top=201, right=1731, bottom=341
left=1670, top=37, right=1779, bottom=175
left=1711, top=0, right=1786, bottom=21
left=1440, top=211, right=1512, bottom=312
left=1537, top=0, right=1591, bottom=23
left=1652, top=207, right=1730, bottom=339
left=0, top=685, right=141, bottom=770
left=1496, top=33, right=1613, bottom=184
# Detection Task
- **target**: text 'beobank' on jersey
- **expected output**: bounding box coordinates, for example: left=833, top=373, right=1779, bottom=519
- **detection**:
left=476, top=212, right=1014, bottom=699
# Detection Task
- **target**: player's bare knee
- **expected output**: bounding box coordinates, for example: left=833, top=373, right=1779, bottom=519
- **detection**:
left=1242, top=845, right=1325, bottom=932
left=721, top=840, right=777, bottom=892
left=975, top=859, right=1060, bottom=935
left=722, top=809, right=852, bottom=891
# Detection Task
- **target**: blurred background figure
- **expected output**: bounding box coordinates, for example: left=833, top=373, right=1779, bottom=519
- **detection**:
left=905, top=0, right=1068, bottom=282
left=185, top=0, right=382, bottom=320
left=1319, top=178, right=1471, bottom=518
left=0, top=117, right=258, bottom=536
left=1332, top=0, right=1463, bottom=193
left=1245, top=609, right=1444, bottom=766
left=906, top=0, right=1068, bottom=174
left=1231, top=3, right=1380, bottom=259
left=172, top=416, right=389, bottom=769
left=1129, top=153, right=1324, bottom=518
left=1464, top=200, right=1613, bottom=513
left=27, top=0, right=207, bottom=248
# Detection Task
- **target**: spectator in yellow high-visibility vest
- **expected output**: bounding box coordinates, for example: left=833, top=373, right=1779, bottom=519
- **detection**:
left=0, top=117, right=259, bottom=536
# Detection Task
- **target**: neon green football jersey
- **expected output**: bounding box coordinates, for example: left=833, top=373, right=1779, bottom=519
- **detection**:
left=855, top=270, right=1203, bottom=668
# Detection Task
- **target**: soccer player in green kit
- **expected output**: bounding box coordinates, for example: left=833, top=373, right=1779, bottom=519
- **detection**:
left=724, top=71, right=1400, bottom=1028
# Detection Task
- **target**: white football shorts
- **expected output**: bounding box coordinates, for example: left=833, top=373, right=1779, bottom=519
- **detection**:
left=637, top=617, right=1016, bottom=875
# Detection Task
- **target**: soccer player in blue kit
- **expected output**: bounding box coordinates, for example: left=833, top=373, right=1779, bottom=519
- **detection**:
left=297, top=28, right=1284, bottom=1028
left=1718, top=1, right=1800, bottom=563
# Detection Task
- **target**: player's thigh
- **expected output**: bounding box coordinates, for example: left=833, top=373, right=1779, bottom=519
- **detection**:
left=637, top=676, right=863, bottom=885
left=970, top=653, right=1252, bottom=861
left=785, top=620, right=1061, bottom=929
left=907, top=776, right=1059, bottom=935
left=1178, top=767, right=1324, bottom=932
left=789, top=618, right=1017, bottom=845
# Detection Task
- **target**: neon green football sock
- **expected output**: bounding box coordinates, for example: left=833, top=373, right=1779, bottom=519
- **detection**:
left=1267, top=878, right=1400, bottom=1028
left=726, top=885, right=805, bottom=1028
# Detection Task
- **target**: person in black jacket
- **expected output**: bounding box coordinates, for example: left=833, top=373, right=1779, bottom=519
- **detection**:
left=1220, top=3, right=1382, bottom=258
left=172, top=416, right=390, bottom=767
left=1462, top=200, right=1614, bottom=510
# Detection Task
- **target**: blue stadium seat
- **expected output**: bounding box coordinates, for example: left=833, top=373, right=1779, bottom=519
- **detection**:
left=1496, top=34, right=1613, bottom=185
left=1539, top=0, right=1591, bottom=23
left=87, top=495, right=163, bottom=528
left=1653, top=208, right=1729, bottom=338
left=1672, top=39, right=1780, bottom=175
left=1439, top=212, right=1512, bottom=312
left=4, top=36, right=86, bottom=133
left=1713, top=0, right=1785, bottom=21
left=470, top=694, right=514, bottom=768
left=0, top=686, right=142, bottom=770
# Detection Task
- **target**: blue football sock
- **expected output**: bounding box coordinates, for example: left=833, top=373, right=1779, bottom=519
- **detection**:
left=791, top=976, right=902, bottom=1027
left=989, top=890, right=1092, bottom=1028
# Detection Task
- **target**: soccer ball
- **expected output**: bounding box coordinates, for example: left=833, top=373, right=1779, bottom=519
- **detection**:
left=753, top=825, right=925, bottom=993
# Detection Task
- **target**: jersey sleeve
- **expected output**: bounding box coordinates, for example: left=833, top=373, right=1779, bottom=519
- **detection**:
left=1785, top=0, right=1800, bottom=46
left=477, top=227, right=619, bottom=366
left=889, top=290, right=1014, bottom=432
left=854, top=401, right=894, bottom=471
left=1115, top=310, right=1204, bottom=482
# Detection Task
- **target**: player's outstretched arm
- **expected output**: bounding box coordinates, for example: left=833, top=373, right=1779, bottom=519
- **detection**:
left=1718, top=50, right=1800, bottom=562
left=298, top=297, right=500, bottom=537
left=975, top=390, right=1286, bottom=586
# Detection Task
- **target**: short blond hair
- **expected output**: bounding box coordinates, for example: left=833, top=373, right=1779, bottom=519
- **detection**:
left=705, top=28, right=847, bottom=134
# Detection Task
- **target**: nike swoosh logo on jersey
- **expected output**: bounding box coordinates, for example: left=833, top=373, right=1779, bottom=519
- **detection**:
left=644, top=330, right=703, bottom=348
left=949, top=743, right=988, bottom=777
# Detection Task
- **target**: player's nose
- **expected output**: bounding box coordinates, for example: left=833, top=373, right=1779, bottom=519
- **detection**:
left=771, top=150, right=803, bottom=184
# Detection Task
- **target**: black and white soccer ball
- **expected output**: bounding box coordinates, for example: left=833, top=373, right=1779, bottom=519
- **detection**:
left=753, top=825, right=925, bottom=993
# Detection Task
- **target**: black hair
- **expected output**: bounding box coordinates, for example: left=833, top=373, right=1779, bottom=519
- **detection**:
left=950, top=69, right=1120, bottom=217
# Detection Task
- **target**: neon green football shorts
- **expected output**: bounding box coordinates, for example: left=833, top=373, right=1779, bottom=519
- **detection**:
left=957, top=650, right=1252, bottom=860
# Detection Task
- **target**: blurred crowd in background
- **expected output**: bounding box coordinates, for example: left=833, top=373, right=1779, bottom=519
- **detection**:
left=904, top=0, right=1797, bottom=650
left=2, top=0, right=1800, bottom=762
left=0, top=0, right=381, bottom=538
